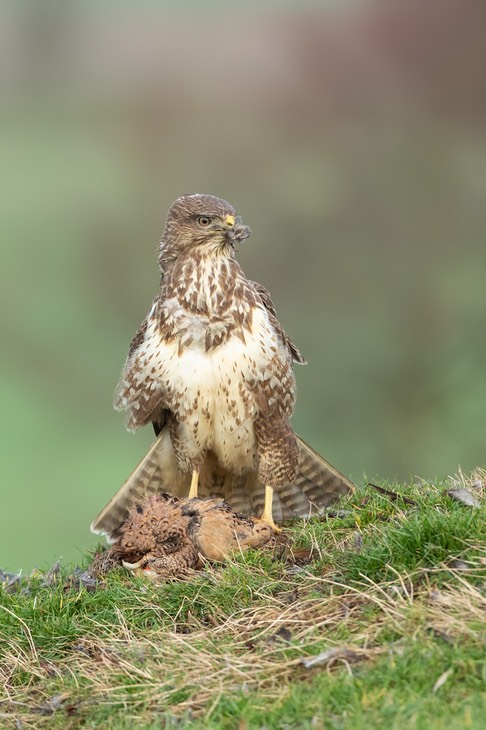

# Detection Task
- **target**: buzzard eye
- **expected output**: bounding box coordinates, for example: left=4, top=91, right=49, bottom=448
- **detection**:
left=197, top=216, right=212, bottom=227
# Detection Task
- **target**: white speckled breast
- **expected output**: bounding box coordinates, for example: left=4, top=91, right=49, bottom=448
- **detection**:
left=138, top=304, right=293, bottom=472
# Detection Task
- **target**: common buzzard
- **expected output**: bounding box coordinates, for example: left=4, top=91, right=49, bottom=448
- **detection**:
left=92, top=194, right=354, bottom=540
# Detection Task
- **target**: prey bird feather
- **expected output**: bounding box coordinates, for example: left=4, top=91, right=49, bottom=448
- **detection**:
left=92, top=193, right=354, bottom=540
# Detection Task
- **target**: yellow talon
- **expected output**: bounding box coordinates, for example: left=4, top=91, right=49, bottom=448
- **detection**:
left=188, top=470, right=199, bottom=500
left=260, top=485, right=282, bottom=533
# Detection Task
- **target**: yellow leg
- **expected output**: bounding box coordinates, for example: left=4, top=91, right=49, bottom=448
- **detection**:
left=188, top=470, right=199, bottom=500
left=260, top=485, right=282, bottom=533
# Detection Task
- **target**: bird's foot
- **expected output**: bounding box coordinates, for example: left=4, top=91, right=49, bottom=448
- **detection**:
left=187, top=469, right=199, bottom=500
left=259, top=485, right=282, bottom=533
left=255, top=515, right=282, bottom=534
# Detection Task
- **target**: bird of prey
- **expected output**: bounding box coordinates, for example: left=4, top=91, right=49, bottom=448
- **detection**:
left=91, top=194, right=354, bottom=541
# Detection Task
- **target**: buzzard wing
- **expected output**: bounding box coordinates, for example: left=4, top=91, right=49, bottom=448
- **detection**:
left=113, top=298, right=169, bottom=433
left=250, top=280, right=306, bottom=365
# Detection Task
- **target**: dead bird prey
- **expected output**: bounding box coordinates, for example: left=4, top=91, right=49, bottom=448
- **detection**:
left=92, top=194, right=354, bottom=540
left=90, top=495, right=274, bottom=581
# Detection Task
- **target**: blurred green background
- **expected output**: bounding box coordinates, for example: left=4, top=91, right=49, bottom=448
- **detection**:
left=1, top=0, right=485, bottom=572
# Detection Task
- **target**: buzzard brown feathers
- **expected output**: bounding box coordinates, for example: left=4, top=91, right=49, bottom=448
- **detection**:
left=92, top=194, right=354, bottom=540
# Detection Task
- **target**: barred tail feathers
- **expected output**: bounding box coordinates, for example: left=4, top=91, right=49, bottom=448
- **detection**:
left=91, top=433, right=354, bottom=541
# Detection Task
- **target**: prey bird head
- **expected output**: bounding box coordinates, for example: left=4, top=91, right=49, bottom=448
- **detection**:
left=159, top=194, right=251, bottom=268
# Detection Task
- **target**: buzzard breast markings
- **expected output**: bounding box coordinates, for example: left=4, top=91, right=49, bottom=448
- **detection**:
left=115, top=250, right=296, bottom=478
left=93, top=193, right=354, bottom=542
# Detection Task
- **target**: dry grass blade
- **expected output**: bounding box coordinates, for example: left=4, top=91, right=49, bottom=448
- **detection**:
left=448, top=467, right=485, bottom=494
left=0, top=605, right=39, bottom=664
left=432, top=668, right=453, bottom=693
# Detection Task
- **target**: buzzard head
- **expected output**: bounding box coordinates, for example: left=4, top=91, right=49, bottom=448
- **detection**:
left=159, top=194, right=251, bottom=266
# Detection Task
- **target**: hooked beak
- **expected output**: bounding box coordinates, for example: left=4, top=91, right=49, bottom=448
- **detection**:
left=225, top=215, right=252, bottom=245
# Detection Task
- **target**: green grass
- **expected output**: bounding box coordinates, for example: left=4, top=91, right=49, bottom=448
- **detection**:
left=1, top=479, right=485, bottom=729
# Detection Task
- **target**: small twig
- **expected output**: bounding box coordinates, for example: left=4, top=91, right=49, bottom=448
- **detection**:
left=367, top=483, right=416, bottom=505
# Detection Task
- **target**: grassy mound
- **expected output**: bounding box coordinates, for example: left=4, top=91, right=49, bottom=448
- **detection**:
left=1, top=479, right=485, bottom=729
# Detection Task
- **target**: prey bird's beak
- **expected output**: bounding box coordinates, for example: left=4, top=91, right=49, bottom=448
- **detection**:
left=122, top=558, right=144, bottom=570
left=225, top=214, right=236, bottom=228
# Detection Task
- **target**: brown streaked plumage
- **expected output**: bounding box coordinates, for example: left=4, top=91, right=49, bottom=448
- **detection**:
left=90, top=495, right=274, bottom=581
left=91, top=193, right=354, bottom=540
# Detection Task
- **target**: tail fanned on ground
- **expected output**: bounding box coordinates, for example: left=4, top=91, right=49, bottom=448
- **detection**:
left=91, top=435, right=167, bottom=542
left=91, top=433, right=354, bottom=542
